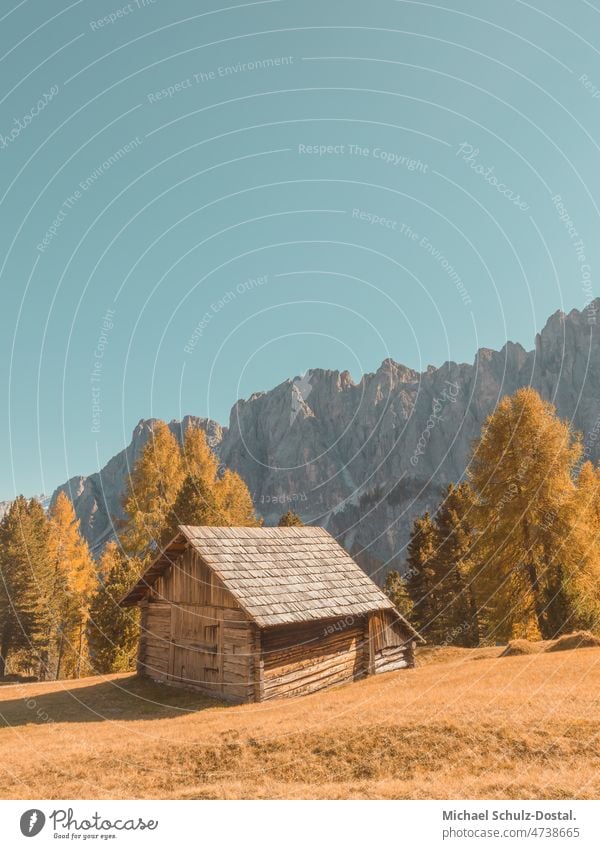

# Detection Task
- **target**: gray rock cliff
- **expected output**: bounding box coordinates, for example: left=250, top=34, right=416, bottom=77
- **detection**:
left=50, top=302, right=600, bottom=579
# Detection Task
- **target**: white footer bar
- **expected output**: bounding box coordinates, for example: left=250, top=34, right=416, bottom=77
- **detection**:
left=0, top=800, right=596, bottom=848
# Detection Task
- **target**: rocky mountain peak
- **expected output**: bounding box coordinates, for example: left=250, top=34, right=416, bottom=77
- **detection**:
left=46, top=301, right=600, bottom=575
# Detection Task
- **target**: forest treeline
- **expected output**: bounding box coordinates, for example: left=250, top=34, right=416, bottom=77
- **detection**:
left=0, top=422, right=261, bottom=679
left=2, top=386, right=599, bottom=679
left=385, top=388, right=600, bottom=645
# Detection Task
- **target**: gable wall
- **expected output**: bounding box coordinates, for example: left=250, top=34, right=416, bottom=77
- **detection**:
left=137, top=601, right=170, bottom=682
left=151, top=545, right=240, bottom=608
left=138, top=542, right=259, bottom=701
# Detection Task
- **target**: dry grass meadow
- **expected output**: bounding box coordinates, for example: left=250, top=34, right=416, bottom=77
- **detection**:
left=2, top=642, right=600, bottom=799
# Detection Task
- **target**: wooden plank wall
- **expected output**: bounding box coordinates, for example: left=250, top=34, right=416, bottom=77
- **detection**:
left=152, top=547, right=235, bottom=608
left=222, top=615, right=259, bottom=703
left=368, top=610, right=415, bottom=674
left=136, top=542, right=415, bottom=701
left=137, top=601, right=171, bottom=682
left=169, top=604, right=220, bottom=692
left=260, top=617, right=368, bottom=701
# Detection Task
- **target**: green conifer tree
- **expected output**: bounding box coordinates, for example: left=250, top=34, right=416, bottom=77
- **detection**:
left=384, top=570, right=414, bottom=620
left=405, top=512, right=440, bottom=640
left=160, top=475, right=226, bottom=546
left=278, top=511, right=304, bottom=527
left=87, top=542, right=140, bottom=674
left=431, top=483, right=479, bottom=646
left=0, top=497, right=54, bottom=678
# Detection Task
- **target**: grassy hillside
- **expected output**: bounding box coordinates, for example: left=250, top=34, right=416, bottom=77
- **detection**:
left=1, top=645, right=600, bottom=799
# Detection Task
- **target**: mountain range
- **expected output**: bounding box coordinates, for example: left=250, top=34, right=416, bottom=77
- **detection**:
left=46, top=300, right=600, bottom=582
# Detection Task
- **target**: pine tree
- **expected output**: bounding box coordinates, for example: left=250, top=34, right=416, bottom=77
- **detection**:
left=468, top=387, right=583, bottom=641
left=278, top=510, right=303, bottom=527
left=215, top=469, right=259, bottom=526
left=0, top=497, right=54, bottom=678
left=405, top=512, right=440, bottom=640
left=0, top=497, right=32, bottom=677
left=384, top=570, right=414, bottom=620
left=431, top=483, right=479, bottom=646
left=121, top=421, right=184, bottom=557
left=160, top=475, right=226, bottom=546
left=87, top=542, right=140, bottom=674
left=48, top=492, right=96, bottom=679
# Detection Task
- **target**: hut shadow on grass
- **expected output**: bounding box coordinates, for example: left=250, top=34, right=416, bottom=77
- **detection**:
left=0, top=674, right=225, bottom=727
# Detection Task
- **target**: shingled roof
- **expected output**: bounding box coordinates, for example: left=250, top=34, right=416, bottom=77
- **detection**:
left=121, top=525, right=421, bottom=636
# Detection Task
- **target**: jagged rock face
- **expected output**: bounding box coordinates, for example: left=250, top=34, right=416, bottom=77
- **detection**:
left=51, top=302, right=600, bottom=574
left=0, top=494, right=49, bottom=521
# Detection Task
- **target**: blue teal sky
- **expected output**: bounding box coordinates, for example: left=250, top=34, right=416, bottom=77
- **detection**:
left=1, top=0, right=600, bottom=499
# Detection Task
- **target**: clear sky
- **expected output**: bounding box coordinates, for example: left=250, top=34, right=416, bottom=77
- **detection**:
left=1, top=0, right=599, bottom=500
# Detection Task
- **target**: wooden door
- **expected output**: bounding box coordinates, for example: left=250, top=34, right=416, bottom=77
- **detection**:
left=168, top=605, right=222, bottom=691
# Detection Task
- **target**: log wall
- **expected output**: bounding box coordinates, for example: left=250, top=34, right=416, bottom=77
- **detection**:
left=260, top=617, right=368, bottom=701
left=368, top=609, right=415, bottom=674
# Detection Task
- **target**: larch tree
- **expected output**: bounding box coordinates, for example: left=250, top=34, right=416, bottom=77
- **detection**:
left=215, top=469, right=260, bottom=526
left=121, top=421, right=184, bottom=558
left=48, top=492, right=96, bottom=679
left=468, top=387, right=583, bottom=641
left=567, top=461, right=600, bottom=632
left=578, top=461, right=600, bottom=530
left=87, top=542, right=140, bottom=674
left=121, top=419, right=259, bottom=558
left=181, top=424, right=219, bottom=484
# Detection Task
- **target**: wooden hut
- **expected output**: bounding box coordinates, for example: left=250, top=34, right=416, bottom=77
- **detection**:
left=120, top=526, right=424, bottom=702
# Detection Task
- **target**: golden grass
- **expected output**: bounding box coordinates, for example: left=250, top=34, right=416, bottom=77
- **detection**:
left=546, top=631, right=600, bottom=652
left=416, top=644, right=501, bottom=665
left=2, top=645, right=600, bottom=799
left=500, top=639, right=545, bottom=656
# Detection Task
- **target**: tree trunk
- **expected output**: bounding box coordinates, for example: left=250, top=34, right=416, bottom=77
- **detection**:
left=525, top=561, right=546, bottom=637
left=55, top=629, right=64, bottom=681
left=76, top=621, right=84, bottom=678
left=467, top=585, right=480, bottom=646
left=521, top=511, right=546, bottom=637
left=0, top=623, right=12, bottom=679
